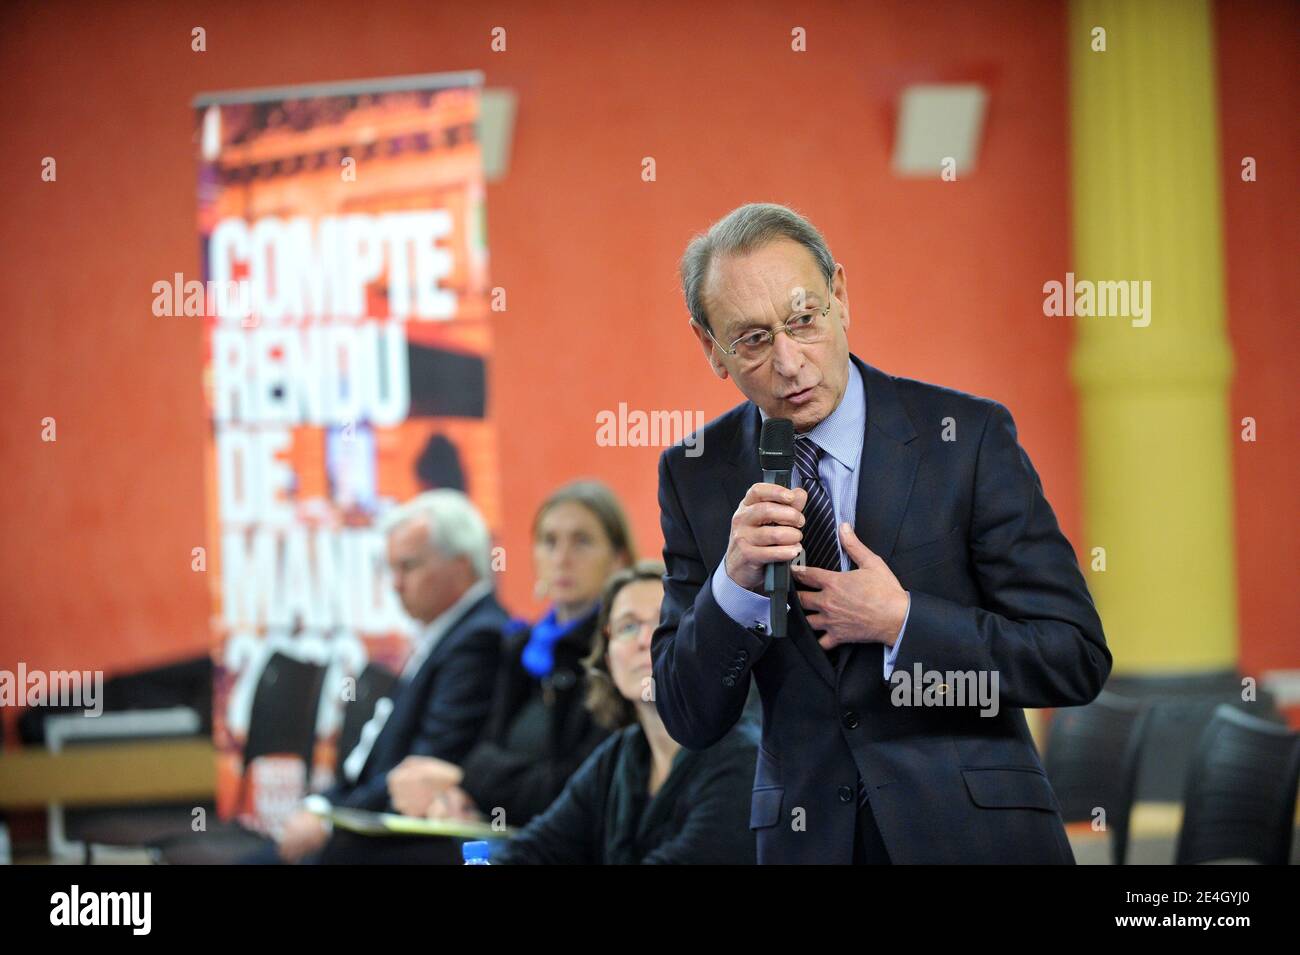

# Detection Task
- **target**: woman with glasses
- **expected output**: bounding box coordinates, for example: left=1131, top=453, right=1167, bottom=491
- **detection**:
left=485, top=560, right=759, bottom=864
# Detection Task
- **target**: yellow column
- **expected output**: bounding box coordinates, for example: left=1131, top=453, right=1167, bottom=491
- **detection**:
left=1067, top=0, right=1236, bottom=675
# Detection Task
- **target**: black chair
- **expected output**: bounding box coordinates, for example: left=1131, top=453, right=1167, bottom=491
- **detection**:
left=1043, top=690, right=1151, bottom=865
left=154, top=651, right=327, bottom=864
left=1174, top=705, right=1300, bottom=865
left=335, top=663, right=399, bottom=786
left=235, top=651, right=329, bottom=810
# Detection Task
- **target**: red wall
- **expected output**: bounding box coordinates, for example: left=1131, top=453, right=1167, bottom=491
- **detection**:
left=0, top=1, right=1293, bottom=730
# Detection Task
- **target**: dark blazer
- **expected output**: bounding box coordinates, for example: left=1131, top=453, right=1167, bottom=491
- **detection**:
left=459, top=611, right=613, bottom=827
left=326, top=589, right=507, bottom=812
left=651, top=355, right=1111, bottom=864
left=495, top=721, right=759, bottom=865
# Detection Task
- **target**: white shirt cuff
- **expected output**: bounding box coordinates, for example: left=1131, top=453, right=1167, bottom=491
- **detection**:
left=883, top=593, right=911, bottom=679
left=711, top=560, right=785, bottom=635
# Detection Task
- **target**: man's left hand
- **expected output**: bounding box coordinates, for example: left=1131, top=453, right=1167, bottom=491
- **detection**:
left=791, top=522, right=909, bottom=651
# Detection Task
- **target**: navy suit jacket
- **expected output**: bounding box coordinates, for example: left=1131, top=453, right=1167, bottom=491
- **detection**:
left=651, top=355, right=1111, bottom=863
left=327, top=590, right=507, bottom=812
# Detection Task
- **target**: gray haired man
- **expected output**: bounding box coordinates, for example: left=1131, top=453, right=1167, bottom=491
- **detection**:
left=273, top=489, right=508, bottom=864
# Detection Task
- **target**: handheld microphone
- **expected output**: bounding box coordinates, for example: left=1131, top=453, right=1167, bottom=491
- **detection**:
left=759, top=418, right=796, bottom=638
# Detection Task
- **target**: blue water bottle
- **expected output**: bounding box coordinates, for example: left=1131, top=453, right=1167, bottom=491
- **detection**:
left=462, top=841, right=491, bottom=865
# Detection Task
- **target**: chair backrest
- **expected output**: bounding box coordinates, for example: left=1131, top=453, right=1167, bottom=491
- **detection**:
left=335, top=662, right=399, bottom=783
left=242, top=651, right=328, bottom=773
left=1043, top=690, right=1151, bottom=865
left=1174, top=704, right=1300, bottom=865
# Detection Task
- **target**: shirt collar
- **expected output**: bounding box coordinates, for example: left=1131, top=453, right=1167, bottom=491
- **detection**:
left=758, top=359, right=865, bottom=472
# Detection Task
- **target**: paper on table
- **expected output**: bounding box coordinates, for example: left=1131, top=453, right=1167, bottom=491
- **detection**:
left=313, top=805, right=513, bottom=840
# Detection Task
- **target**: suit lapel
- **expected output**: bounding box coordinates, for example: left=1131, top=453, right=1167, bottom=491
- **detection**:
left=419, top=593, right=489, bottom=672
left=722, top=403, right=763, bottom=549
left=836, top=357, right=920, bottom=680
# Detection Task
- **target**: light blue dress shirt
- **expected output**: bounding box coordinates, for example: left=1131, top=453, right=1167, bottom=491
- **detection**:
left=710, top=361, right=910, bottom=678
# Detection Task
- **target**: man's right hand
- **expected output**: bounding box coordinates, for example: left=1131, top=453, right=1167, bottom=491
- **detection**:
left=724, top=483, right=808, bottom=593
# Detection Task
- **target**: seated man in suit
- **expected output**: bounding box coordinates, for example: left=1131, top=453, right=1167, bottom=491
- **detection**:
left=270, top=489, right=507, bottom=864
left=652, top=203, right=1112, bottom=864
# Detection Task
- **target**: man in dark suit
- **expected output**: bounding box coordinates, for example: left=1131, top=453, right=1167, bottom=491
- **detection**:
left=652, top=203, right=1111, bottom=864
left=272, top=489, right=507, bottom=864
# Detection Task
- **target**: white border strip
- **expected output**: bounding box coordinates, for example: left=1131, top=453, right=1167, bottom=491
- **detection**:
left=193, top=70, right=484, bottom=108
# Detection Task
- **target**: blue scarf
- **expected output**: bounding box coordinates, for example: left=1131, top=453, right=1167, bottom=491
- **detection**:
left=521, top=605, right=594, bottom=679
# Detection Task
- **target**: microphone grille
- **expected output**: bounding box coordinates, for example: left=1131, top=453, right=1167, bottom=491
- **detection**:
left=759, top=417, right=795, bottom=471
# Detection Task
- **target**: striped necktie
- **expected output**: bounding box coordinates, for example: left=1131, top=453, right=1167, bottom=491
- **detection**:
left=794, top=436, right=841, bottom=573
left=794, top=435, right=843, bottom=665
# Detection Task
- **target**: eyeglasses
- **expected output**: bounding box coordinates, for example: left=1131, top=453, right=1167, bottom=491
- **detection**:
left=609, top=617, right=657, bottom=643
left=700, top=286, right=835, bottom=363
